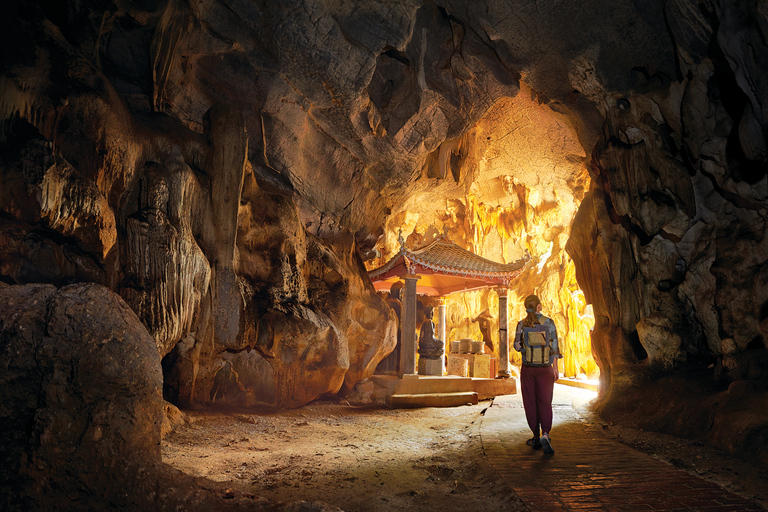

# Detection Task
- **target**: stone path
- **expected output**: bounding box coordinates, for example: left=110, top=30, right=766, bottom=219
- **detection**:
left=480, top=385, right=764, bottom=512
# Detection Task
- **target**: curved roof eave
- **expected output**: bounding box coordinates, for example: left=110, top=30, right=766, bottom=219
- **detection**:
left=368, top=236, right=530, bottom=288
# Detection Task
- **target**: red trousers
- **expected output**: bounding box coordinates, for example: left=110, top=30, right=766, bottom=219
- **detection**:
left=520, top=365, right=555, bottom=436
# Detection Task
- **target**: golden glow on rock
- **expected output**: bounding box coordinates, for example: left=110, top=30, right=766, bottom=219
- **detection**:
left=369, top=87, right=598, bottom=379
left=438, top=200, right=597, bottom=379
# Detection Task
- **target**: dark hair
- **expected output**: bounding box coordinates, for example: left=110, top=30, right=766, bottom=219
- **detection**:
left=523, top=294, right=541, bottom=327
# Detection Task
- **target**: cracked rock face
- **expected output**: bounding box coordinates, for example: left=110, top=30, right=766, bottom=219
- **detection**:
left=567, top=0, right=768, bottom=398
left=2, top=0, right=768, bottom=499
left=0, top=283, right=162, bottom=509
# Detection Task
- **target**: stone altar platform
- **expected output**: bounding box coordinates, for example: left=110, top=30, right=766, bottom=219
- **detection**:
left=447, top=353, right=495, bottom=378
left=372, top=373, right=517, bottom=408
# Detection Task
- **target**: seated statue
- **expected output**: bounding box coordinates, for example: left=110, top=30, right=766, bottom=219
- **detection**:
left=417, top=307, right=444, bottom=360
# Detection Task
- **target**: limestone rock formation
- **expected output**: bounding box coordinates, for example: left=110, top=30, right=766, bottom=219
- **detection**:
left=0, top=283, right=161, bottom=508
left=566, top=0, right=768, bottom=403
left=636, top=313, right=685, bottom=371
left=2, top=0, right=768, bottom=486
left=0, top=282, right=341, bottom=511
left=1, top=2, right=397, bottom=411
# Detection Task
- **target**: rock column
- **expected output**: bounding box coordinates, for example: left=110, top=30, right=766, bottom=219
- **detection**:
left=497, top=288, right=511, bottom=378
left=399, top=275, right=421, bottom=376
left=205, top=104, right=247, bottom=347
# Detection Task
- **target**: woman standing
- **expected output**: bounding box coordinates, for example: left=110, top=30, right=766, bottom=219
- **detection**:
left=513, top=294, right=562, bottom=454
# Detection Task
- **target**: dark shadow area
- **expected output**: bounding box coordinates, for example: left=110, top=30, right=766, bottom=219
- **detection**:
left=593, top=364, right=768, bottom=474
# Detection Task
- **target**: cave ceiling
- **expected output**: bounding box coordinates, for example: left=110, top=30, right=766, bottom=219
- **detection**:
left=2, top=0, right=677, bottom=241
left=2, top=0, right=768, bottom=440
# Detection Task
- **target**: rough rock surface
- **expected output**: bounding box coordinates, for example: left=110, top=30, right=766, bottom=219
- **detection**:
left=0, top=283, right=162, bottom=509
left=1, top=0, right=397, bottom=411
left=565, top=0, right=768, bottom=398
left=0, top=282, right=340, bottom=511
left=2, top=0, right=768, bottom=492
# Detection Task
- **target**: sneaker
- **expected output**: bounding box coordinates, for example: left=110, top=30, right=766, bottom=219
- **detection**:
left=526, top=437, right=542, bottom=449
left=540, top=433, right=554, bottom=454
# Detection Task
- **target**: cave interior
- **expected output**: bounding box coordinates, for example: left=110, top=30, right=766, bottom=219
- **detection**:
left=1, top=0, right=768, bottom=509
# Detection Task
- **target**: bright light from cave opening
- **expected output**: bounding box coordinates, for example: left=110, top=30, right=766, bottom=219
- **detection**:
left=367, top=84, right=599, bottom=383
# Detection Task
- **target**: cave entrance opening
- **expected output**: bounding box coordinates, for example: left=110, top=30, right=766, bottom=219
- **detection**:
left=366, top=86, right=598, bottom=384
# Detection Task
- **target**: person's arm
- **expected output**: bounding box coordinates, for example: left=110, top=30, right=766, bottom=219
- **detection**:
left=548, top=317, right=562, bottom=358
left=513, top=321, right=523, bottom=352
left=550, top=318, right=561, bottom=380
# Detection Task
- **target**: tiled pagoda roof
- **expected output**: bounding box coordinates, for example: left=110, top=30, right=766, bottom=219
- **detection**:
left=368, top=235, right=529, bottom=295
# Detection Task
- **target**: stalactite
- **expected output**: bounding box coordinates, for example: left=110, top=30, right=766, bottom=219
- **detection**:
left=149, top=0, right=189, bottom=112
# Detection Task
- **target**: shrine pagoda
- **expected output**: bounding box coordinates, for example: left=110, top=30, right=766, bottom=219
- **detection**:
left=369, top=235, right=530, bottom=379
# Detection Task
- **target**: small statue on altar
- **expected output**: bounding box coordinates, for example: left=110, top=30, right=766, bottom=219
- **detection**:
left=417, top=307, right=444, bottom=359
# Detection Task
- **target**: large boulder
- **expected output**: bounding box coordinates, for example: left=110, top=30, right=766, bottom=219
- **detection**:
left=0, top=283, right=162, bottom=509
left=0, top=283, right=340, bottom=511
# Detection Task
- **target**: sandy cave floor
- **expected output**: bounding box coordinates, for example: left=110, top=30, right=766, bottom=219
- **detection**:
left=162, top=385, right=768, bottom=511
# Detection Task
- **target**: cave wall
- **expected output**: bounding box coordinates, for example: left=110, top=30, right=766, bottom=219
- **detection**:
left=1, top=0, right=767, bottom=419
left=1, top=0, right=398, bottom=409
left=566, top=0, right=768, bottom=395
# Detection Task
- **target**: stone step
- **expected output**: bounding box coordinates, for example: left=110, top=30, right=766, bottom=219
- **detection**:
left=386, top=391, right=479, bottom=408
left=371, top=374, right=516, bottom=400
left=556, top=378, right=599, bottom=392
left=372, top=374, right=473, bottom=395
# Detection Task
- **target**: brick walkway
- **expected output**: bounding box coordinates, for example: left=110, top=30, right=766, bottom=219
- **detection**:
left=480, top=386, right=764, bottom=512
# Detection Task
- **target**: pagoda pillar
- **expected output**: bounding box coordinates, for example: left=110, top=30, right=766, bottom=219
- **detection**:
left=497, top=287, right=511, bottom=378
left=399, top=275, right=421, bottom=376
left=437, top=298, right=447, bottom=375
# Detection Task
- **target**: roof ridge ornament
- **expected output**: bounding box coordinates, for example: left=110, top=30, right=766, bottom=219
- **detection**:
left=398, top=229, right=406, bottom=250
